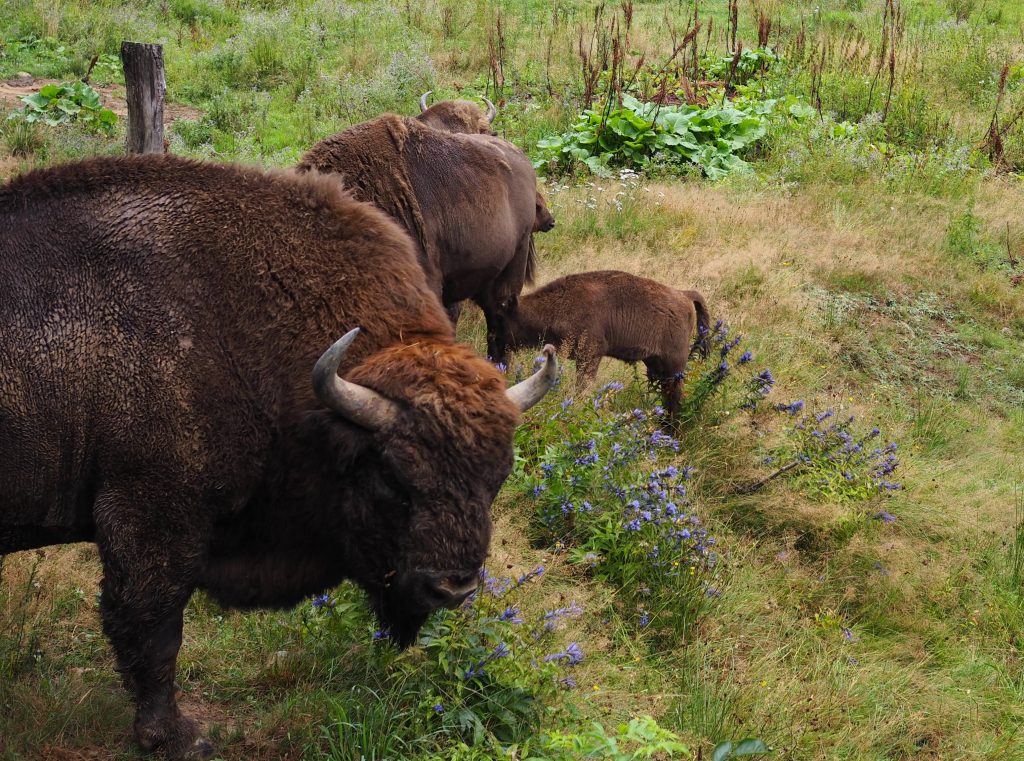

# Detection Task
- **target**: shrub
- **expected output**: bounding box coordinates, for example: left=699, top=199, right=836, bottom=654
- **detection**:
left=760, top=407, right=902, bottom=503
left=9, top=81, right=117, bottom=135
left=535, top=94, right=768, bottom=180
left=511, top=330, right=771, bottom=641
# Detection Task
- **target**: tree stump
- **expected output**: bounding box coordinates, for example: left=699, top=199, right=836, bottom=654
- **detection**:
left=120, top=41, right=165, bottom=154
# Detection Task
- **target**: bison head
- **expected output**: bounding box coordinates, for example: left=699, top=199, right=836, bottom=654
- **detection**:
left=534, top=190, right=556, bottom=233
left=417, top=91, right=497, bottom=135
left=312, top=329, right=557, bottom=646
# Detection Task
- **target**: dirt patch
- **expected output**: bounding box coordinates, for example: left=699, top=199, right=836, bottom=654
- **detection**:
left=0, top=75, right=201, bottom=124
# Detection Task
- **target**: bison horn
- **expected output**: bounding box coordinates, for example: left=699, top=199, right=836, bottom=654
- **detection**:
left=483, top=96, right=497, bottom=123
left=420, top=91, right=432, bottom=113
left=506, top=344, right=558, bottom=412
left=313, top=328, right=399, bottom=431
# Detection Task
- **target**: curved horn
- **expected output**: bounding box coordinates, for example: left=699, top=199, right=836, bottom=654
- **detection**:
left=419, top=90, right=432, bottom=113
left=482, top=96, right=497, bottom=123
left=506, top=344, right=558, bottom=412
left=312, top=328, right=399, bottom=431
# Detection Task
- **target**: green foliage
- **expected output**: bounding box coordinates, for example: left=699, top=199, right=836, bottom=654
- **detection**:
left=0, top=36, right=74, bottom=79
left=763, top=408, right=901, bottom=503
left=530, top=716, right=690, bottom=760
left=1, top=117, right=45, bottom=157
left=10, top=82, right=117, bottom=134
left=947, top=210, right=1017, bottom=276
left=702, top=48, right=781, bottom=85
left=535, top=94, right=768, bottom=180
left=302, top=563, right=577, bottom=752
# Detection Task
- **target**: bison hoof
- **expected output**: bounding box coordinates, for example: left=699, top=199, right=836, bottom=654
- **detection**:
left=135, top=714, right=214, bottom=760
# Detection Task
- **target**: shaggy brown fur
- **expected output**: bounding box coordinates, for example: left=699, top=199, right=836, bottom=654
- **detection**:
left=501, top=271, right=711, bottom=416
left=0, top=155, right=529, bottom=759
left=296, top=112, right=550, bottom=363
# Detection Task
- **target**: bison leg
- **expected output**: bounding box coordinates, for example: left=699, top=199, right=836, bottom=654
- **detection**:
left=483, top=306, right=509, bottom=366
left=95, top=483, right=213, bottom=760
left=446, top=301, right=464, bottom=327
left=646, top=360, right=684, bottom=420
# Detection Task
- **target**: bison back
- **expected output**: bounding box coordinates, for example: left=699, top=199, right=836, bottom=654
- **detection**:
left=0, top=155, right=451, bottom=551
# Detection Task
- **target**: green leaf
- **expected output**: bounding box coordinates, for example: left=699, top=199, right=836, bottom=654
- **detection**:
left=712, top=741, right=734, bottom=761
left=788, top=102, right=817, bottom=120
left=38, top=84, right=60, bottom=98
left=733, top=738, right=771, bottom=755
left=20, top=92, right=49, bottom=109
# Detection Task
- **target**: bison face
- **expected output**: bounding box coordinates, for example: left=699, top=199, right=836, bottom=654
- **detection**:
left=534, top=192, right=556, bottom=233
left=313, top=333, right=556, bottom=647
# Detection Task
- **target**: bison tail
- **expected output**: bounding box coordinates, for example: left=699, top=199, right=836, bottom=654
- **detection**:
left=525, top=234, right=538, bottom=285
left=685, top=290, right=711, bottom=360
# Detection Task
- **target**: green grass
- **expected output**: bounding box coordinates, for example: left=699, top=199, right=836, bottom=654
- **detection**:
left=4, top=0, right=1024, bottom=759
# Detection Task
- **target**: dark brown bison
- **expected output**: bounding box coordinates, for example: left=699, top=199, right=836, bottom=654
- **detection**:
left=499, top=270, right=710, bottom=416
left=417, top=90, right=497, bottom=134
left=0, top=155, right=557, bottom=760
left=296, top=106, right=551, bottom=365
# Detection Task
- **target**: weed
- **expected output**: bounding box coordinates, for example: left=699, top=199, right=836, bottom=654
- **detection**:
left=9, top=81, right=117, bottom=134
left=1, top=117, right=46, bottom=156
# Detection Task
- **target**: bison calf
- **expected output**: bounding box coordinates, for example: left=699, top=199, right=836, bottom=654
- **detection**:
left=501, top=270, right=711, bottom=416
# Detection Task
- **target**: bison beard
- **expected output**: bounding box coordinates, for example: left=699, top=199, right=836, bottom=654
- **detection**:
left=0, top=155, right=557, bottom=760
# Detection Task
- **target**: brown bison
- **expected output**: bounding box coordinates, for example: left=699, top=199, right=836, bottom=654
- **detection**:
left=499, top=270, right=710, bottom=416
left=296, top=104, right=552, bottom=365
left=0, top=155, right=557, bottom=760
left=417, top=90, right=497, bottom=134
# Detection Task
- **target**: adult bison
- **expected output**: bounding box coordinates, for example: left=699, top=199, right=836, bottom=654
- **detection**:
left=0, top=155, right=557, bottom=759
left=296, top=102, right=552, bottom=365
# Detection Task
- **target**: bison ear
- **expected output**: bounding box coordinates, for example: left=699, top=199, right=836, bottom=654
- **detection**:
left=302, top=409, right=374, bottom=469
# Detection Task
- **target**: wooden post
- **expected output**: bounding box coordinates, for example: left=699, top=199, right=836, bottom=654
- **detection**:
left=120, top=41, right=165, bottom=154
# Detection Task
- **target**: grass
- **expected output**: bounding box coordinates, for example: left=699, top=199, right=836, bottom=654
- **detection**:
left=4, top=0, right=1024, bottom=759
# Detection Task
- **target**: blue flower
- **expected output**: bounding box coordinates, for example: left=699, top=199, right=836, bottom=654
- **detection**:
left=544, top=642, right=584, bottom=666
left=639, top=610, right=650, bottom=627
left=776, top=400, right=805, bottom=415
left=873, top=511, right=896, bottom=523
left=739, top=350, right=753, bottom=364
left=311, top=593, right=333, bottom=609
left=433, top=703, right=444, bottom=713
left=498, top=606, right=524, bottom=624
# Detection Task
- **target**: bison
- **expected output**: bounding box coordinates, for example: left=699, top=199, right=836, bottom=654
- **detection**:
left=296, top=102, right=552, bottom=365
left=498, top=270, right=710, bottom=416
left=0, top=154, right=557, bottom=759
left=416, top=90, right=497, bottom=135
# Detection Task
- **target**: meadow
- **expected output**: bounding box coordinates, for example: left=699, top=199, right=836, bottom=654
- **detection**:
left=2, top=0, right=1024, bottom=758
